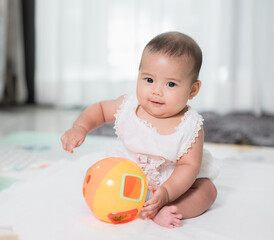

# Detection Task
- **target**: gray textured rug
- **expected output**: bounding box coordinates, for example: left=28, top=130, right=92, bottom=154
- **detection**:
left=202, top=112, right=274, bottom=147
left=89, top=113, right=274, bottom=147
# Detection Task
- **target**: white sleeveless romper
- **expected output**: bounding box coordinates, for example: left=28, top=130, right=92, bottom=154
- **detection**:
left=114, top=94, right=219, bottom=186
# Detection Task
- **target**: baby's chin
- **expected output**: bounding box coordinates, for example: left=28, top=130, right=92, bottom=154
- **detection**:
left=148, top=110, right=182, bottom=119
left=149, top=111, right=168, bottom=118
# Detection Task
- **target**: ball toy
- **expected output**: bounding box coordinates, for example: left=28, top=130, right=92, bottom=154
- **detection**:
left=83, top=157, right=149, bottom=224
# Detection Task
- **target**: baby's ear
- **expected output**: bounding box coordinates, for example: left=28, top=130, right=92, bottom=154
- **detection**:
left=189, top=80, right=201, bottom=100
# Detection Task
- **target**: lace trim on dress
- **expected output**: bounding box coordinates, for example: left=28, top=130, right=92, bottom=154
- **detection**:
left=136, top=105, right=194, bottom=135
left=176, top=113, right=204, bottom=160
left=175, top=106, right=191, bottom=132
left=134, top=117, right=159, bottom=134
left=113, top=94, right=129, bottom=138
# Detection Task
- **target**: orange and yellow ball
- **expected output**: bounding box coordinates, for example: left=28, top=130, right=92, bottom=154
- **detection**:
left=83, top=157, right=149, bottom=224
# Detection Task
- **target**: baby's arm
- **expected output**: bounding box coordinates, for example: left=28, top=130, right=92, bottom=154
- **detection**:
left=61, top=95, right=124, bottom=153
left=142, top=128, right=204, bottom=218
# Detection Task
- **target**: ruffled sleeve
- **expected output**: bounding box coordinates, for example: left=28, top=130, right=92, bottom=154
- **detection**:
left=176, top=107, right=204, bottom=159
left=113, top=95, right=128, bottom=139
left=113, top=94, right=138, bottom=139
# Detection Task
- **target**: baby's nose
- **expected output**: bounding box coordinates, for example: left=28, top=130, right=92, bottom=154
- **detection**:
left=152, top=85, right=163, bottom=96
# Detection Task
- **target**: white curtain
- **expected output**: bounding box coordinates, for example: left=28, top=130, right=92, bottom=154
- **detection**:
left=0, top=1, right=6, bottom=98
left=0, top=0, right=27, bottom=103
left=35, top=0, right=274, bottom=115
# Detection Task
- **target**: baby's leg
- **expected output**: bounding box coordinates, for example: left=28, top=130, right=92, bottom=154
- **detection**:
left=153, top=178, right=217, bottom=228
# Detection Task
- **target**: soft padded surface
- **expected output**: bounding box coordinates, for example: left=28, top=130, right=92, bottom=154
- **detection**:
left=0, top=135, right=274, bottom=240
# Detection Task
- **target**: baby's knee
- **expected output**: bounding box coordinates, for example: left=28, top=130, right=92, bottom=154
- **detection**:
left=206, top=179, right=217, bottom=203
left=196, top=178, right=217, bottom=203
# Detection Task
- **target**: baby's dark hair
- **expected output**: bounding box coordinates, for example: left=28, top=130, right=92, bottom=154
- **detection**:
left=144, top=31, right=202, bottom=82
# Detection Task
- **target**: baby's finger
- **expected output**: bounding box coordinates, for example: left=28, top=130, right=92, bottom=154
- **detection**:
left=143, top=198, right=155, bottom=207
left=143, top=201, right=158, bottom=212
left=62, top=137, right=69, bottom=151
left=76, top=139, right=84, bottom=147
left=142, top=208, right=157, bottom=219
left=148, top=185, right=158, bottom=192
left=70, top=137, right=79, bottom=145
left=66, top=143, right=76, bottom=153
left=60, top=133, right=67, bottom=142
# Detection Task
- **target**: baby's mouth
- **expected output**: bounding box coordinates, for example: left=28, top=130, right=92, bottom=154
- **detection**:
left=150, top=100, right=164, bottom=106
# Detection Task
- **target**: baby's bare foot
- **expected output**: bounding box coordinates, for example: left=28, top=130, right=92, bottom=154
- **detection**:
left=152, top=205, right=183, bottom=228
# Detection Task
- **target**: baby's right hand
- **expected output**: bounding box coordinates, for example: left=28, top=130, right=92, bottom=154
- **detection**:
left=61, top=126, right=87, bottom=153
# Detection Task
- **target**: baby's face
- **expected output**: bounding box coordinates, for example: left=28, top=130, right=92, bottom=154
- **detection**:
left=136, top=50, right=197, bottom=119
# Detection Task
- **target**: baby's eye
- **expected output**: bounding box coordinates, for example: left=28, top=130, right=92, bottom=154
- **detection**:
left=167, top=82, right=176, bottom=87
left=145, top=78, right=153, bottom=83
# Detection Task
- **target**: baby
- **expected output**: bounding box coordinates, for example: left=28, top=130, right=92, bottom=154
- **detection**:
left=61, top=32, right=218, bottom=228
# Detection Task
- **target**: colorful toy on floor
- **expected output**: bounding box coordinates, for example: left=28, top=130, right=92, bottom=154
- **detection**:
left=83, top=157, right=149, bottom=224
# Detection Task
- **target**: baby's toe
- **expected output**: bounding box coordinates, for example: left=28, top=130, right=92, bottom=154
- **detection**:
left=168, top=224, right=174, bottom=229
left=172, top=218, right=181, bottom=227
left=169, top=205, right=178, bottom=214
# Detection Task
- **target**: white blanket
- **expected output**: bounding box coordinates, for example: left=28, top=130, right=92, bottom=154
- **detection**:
left=0, top=142, right=274, bottom=240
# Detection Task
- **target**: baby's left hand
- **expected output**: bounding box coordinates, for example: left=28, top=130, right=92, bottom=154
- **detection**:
left=142, top=185, right=169, bottom=219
